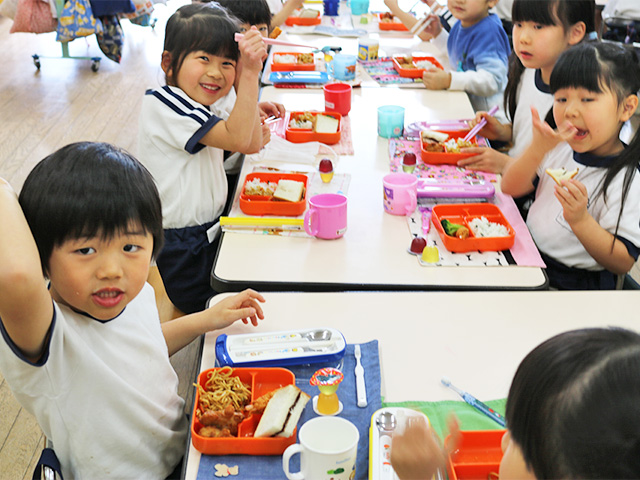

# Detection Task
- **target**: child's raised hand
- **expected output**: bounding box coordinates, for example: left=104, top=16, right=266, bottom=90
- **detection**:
left=554, top=179, right=589, bottom=226
left=530, top=106, right=576, bottom=155
left=237, top=27, right=268, bottom=75
left=419, top=14, right=442, bottom=40
left=457, top=147, right=512, bottom=173
left=259, top=101, right=285, bottom=120
left=209, top=289, right=266, bottom=329
left=469, top=111, right=509, bottom=141
left=422, top=68, right=451, bottom=90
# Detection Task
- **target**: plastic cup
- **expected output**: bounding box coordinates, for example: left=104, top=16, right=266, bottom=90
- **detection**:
left=304, top=193, right=347, bottom=239
left=323, top=0, right=339, bottom=16
left=323, top=82, right=352, bottom=116
left=326, top=54, right=357, bottom=81
left=358, top=37, right=379, bottom=61
left=383, top=172, right=417, bottom=215
left=350, top=0, right=369, bottom=15
left=377, top=105, right=405, bottom=138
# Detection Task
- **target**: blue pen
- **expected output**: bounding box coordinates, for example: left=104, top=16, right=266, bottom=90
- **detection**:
left=441, top=377, right=506, bottom=427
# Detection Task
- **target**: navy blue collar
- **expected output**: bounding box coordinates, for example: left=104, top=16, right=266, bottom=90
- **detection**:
left=535, top=69, right=551, bottom=94
left=573, top=149, right=623, bottom=168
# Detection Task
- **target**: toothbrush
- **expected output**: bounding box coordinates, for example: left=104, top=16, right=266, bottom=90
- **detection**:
left=441, top=377, right=506, bottom=427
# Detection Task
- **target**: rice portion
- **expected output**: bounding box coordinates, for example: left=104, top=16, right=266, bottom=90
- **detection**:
left=414, top=60, right=438, bottom=71
left=469, top=216, right=510, bottom=237
left=244, top=178, right=278, bottom=196
left=275, top=54, right=297, bottom=64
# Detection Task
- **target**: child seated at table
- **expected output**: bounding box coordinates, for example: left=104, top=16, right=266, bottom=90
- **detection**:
left=414, top=0, right=511, bottom=119
left=264, top=0, right=305, bottom=29
left=383, top=0, right=456, bottom=39
left=0, top=142, right=266, bottom=479
left=391, top=327, right=640, bottom=479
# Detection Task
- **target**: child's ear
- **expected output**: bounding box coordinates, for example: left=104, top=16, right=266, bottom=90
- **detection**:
left=621, top=94, right=639, bottom=122
left=567, top=21, right=587, bottom=46
left=488, top=0, right=499, bottom=9
left=161, top=51, right=172, bottom=76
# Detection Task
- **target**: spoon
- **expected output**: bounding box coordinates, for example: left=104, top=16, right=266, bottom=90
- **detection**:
left=376, top=411, right=397, bottom=479
left=376, top=411, right=397, bottom=433
left=242, top=329, right=332, bottom=344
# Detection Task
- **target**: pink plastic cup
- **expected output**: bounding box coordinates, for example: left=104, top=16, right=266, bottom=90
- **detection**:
left=304, top=193, right=347, bottom=239
left=323, top=83, right=352, bottom=116
left=383, top=173, right=417, bottom=215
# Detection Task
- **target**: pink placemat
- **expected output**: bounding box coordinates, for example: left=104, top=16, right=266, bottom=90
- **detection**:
left=271, top=114, right=354, bottom=155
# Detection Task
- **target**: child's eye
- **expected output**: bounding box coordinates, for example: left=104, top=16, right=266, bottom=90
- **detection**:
left=123, top=244, right=141, bottom=253
left=198, top=55, right=210, bottom=62
left=223, top=61, right=236, bottom=67
left=239, top=27, right=248, bottom=33
left=258, top=26, right=268, bottom=34
left=75, top=247, right=95, bottom=255
left=555, top=97, right=567, bottom=103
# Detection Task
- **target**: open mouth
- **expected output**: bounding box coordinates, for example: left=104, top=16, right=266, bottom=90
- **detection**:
left=573, top=128, right=588, bottom=139
left=201, top=83, right=221, bottom=93
left=92, top=289, right=124, bottom=308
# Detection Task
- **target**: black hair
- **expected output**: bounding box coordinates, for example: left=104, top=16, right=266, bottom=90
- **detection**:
left=163, top=3, right=240, bottom=86
left=550, top=42, right=640, bottom=246
left=214, top=0, right=272, bottom=29
left=506, top=327, right=640, bottom=479
left=504, top=0, right=596, bottom=123
left=18, top=142, right=164, bottom=274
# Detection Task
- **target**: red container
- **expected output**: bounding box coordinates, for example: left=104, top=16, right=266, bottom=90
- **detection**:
left=285, top=111, right=342, bottom=145
left=420, top=128, right=479, bottom=165
left=378, top=13, right=409, bottom=30
left=431, top=203, right=515, bottom=253
left=271, top=52, right=316, bottom=71
left=445, top=430, right=506, bottom=480
left=191, top=367, right=297, bottom=455
left=392, top=55, right=444, bottom=78
left=239, top=172, right=308, bottom=216
left=285, top=10, right=321, bottom=26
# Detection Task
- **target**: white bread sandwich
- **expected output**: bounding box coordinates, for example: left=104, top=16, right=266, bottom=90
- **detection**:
left=253, top=385, right=311, bottom=438
left=546, top=167, right=579, bottom=186
left=273, top=179, right=305, bottom=202
left=315, top=114, right=340, bottom=134
left=420, top=128, right=449, bottom=143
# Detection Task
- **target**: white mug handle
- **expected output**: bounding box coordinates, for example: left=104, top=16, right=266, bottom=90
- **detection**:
left=406, top=190, right=417, bottom=215
left=282, top=444, right=305, bottom=480
left=304, top=207, right=318, bottom=236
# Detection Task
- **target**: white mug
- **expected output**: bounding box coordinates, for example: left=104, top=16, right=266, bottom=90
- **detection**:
left=283, top=416, right=359, bottom=480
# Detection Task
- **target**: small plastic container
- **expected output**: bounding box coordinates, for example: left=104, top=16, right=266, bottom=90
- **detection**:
left=392, top=55, right=444, bottom=78
left=431, top=203, right=515, bottom=253
left=377, top=13, right=408, bottom=30
left=420, top=128, right=479, bottom=165
left=239, top=172, right=308, bottom=216
left=271, top=52, right=316, bottom=71
left=191, top=367, right=297, bottom=455
left=285, top=111, right=342, bottom=145
left=445, top=430, right=506, bottom=480
left=285, top=10, right=321, bottom=26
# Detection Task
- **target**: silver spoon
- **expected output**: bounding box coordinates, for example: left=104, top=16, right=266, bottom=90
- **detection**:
left=376, top=411, right=397, bottom=433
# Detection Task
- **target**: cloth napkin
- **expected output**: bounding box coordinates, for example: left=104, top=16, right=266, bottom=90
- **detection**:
left=196, top=341, right=382, bottom=480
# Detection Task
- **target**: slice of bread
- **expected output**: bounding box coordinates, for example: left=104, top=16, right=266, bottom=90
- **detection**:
left=253, top=385, right=310, bottom=438
left=273, top=179, right=305, bottom=202
left=315, top=114, right=339, bottom=134
left=546, top=167, right=579, bottom=186
left=421, top=128, right=449, bottom=143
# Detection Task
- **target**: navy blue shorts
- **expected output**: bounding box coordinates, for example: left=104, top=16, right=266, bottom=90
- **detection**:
left=541, top=252, right=616, bottom=290
left=156, top=221, right=219, bottom=314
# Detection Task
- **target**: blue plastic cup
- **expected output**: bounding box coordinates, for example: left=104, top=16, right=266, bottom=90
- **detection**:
left=326, top=54, right=357, bottom=81
left=377, top=105, right=405, bottom=138
left=323, top=0, right=339, bottom=16
left=350, top=0, right=369, bottom=15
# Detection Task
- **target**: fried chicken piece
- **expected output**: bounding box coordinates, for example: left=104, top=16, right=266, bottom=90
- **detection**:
left=199, top=404, right=245, bottom=436
left=245, top=390, right=276, bottom=415
left=269, top=26, right=282, bottom=39
left=198, top=426, right=233, bottom=438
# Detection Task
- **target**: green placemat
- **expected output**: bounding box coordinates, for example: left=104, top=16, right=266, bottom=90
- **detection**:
left=382, top=399, right=507, bottom=441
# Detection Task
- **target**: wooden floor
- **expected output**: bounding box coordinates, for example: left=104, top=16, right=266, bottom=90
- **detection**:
left=0, top=2, right=196, bottom=478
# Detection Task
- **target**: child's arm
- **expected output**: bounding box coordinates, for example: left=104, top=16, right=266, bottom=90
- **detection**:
left=555, top=180, right=636, bottom=274
left=270, top=0, right=304, bottom=29
left=384, top=0, right=442, bottom=41
left=456, top=147, right=513, bottom=174
left=0, top=179, right=54, bottom=361
left=161, top=289, right=265, bottom=356
left=201, top=28, right=266, bottom=154
left=501, top=107, right=572, bottom=197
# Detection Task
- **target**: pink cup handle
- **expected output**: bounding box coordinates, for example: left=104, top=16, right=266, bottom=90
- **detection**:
left=405, top=190, right=417, bottom=215
left=304, top=208, right=318, bottom=236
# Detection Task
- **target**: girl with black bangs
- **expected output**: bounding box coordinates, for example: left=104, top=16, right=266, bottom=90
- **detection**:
left=137, top=3, right=269, bottom=314
left=501, top=42, right=640, bottom=290
left=457, top=0, right=595, bottom=177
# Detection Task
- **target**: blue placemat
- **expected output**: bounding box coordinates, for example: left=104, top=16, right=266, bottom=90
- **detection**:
left=196, top=341, right=381, bottom=479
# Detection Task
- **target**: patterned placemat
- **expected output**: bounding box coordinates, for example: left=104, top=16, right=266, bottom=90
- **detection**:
left=272, top=115, right=354, bottom=155
left=359, top=56, right=425, bottom=86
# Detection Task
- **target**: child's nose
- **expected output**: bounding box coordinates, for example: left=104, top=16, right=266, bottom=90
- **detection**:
left=206, top=64, right=223, bottom=79
left=96, top=255, right=123, bottom=279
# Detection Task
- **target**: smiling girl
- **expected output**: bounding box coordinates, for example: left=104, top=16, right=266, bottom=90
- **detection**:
left=501, top=42, right=640, bottom=290
left=137, top=3, right=268, bottom=314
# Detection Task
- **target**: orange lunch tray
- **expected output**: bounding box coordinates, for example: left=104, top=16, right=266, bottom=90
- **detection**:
left=285, top=11, right=321, bottom=26
left=239, top=172, right=308, bottom=216
left=191, top=367, right=297, bottom=455
left=392, top=54, right=444, bottom=78
left=285, top=111, right=342, bottom=145
left=420, top=128, right=479, bottom=165
left=445, top=430, right=506, bottom=480
left=271, top=52, right=316, bottom=71
left=431, top=203, right=515, bottom=253
left=377, top=13, right=408, bottom=30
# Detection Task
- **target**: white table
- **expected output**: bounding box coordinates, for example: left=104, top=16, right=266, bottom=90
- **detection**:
left=184, top=289, right=640, bottom=479
left=212, top=87, right=548, bottom=292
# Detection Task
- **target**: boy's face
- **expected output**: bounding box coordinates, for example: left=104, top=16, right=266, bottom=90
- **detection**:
left=239, top=22, right=269, bottom=38
left=47, top=224, right=153, bottom=320
left=447, top=0, right=496, bottom=27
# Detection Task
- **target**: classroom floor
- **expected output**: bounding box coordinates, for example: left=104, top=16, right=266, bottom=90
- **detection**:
left=1, top=2, right=639, bottom=478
